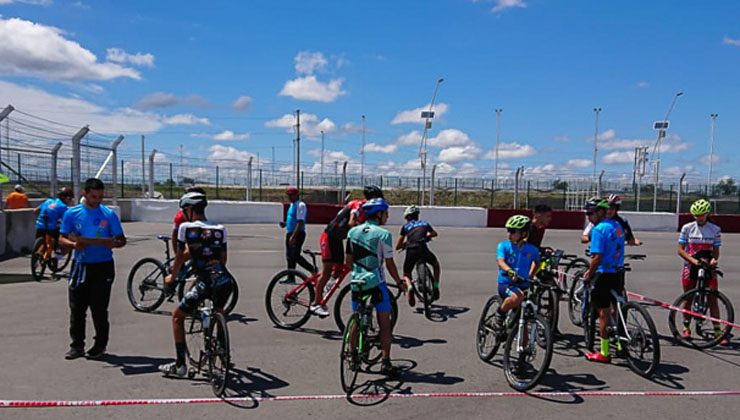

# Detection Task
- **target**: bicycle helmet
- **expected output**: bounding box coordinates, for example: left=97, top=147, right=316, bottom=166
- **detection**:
left=690, top=199, right=711, bottom=216
left=179, top=192, right=207, bottom=210
left=403, top=205, right=420, bottom=218
left=605, top=193, right=622, bottom=207
left=57, top=187, right=74, bottom=199
left=185, top=185, right=206, bottom=195
left=363, top=184, right=384, bottom=199
left=362, top=197, right=389, bottom=216
left=583, top=196, right=609, bottom=212
left=505, top=215, right=531, bottom=231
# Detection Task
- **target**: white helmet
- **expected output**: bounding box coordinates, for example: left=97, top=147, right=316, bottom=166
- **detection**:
left=403, top=205, right=420, bottom=218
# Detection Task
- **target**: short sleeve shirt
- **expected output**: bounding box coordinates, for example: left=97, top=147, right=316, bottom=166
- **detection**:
left=399, top=219, right=433, bottom=249
left=325, top=199, right=366, bottom=239
left=346, top=221, right=394, bottom=291
left=678, top=220, right=721, bottom=262
left=285, top=200, right=307, bottom=233
left=590, top=219, right=625, bottom=273
left=497, top=241, right=540, bottom=288
left=173, top=210, right=187, bottom=232
left=35, top=198, right=55, bottom=229
left=177, top=220, right=227, bottom=276
left=5, top=191, right=29, bottom=209
left=60, top=204, right=124, bottom=263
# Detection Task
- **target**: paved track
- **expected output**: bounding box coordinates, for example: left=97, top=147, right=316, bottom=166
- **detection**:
left=1, top=223, right=738, bottom=419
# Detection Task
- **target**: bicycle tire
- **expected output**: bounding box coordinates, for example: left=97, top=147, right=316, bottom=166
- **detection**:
left=668, top=288, right=734, bottom=349
left=567, top=271, right=587, bottom=327
left=564, top=258, right=589, bottom=292
left=418, top=263, right=434, bottom=319
left=502, top=313, right=553, bottom=391
left=30, top=237, right=48, bottom=281
left=126, top=257, right=167, bottom=312
left=340, top=314, right=360, bottom=393
left=535, top=285, right=559, bottom=337
left=264, top=269, right=313, bottom=329
left=476, top=295, right=504, bottom=362
left=333, top=283, right=399, bottom=333
left=185, top=315, right=205, bottom=369
left=207, top=312, right=230, bottom=397
left=622, top=302, right=660, bottom=378
left=182, top=275, right=240, bottom=315
left=50, top=243, right=72, bottom=274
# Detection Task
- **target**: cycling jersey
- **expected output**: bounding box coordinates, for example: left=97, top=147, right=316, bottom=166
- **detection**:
left=583, top=215, right=635, bottom=243
left=60, top=204, right=124, bottom=263
left=399, top=219, right=433, bottom=249
left=177, top=220, right=228, bottom=280
left=172, top=209, right=187, bottom=232
left=346, top=220, right=393, bottom=291
left=285, top=199, right=307, bottom=234
left=325, top=199, right=365, bottom=239
left=678, top=220, right=721, bottom=259
left=590, top=219, right=625, bottom=273
left=35, top=198, right=69, bottom=230
left=497, top=241, right=540, bottom=288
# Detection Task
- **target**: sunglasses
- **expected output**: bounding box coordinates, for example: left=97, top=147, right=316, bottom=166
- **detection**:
left=506, top=228, right=525, bottom=234
left=585, top=211, right=595, bottom=216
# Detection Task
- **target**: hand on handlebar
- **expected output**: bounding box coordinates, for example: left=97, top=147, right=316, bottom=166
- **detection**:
left=506, top=269, right=518, bottom=280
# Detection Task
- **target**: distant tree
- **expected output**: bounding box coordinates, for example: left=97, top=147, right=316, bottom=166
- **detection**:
left=180, top=176, right=195, bottom=186
left=716, top=177, right=737, bottom=195
left=553, top=179, right=568, bottom=191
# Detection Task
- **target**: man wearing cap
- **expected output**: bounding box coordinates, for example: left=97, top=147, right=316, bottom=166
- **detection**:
left=281, top=186, right=314, bottom=274
left=5, top=184, right=30, bottom=209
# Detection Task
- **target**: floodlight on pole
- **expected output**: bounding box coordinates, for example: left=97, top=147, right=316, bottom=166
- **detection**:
left=708, top=113, right=718, bottom=188
left=652, top=91, right=683, bottom=212
left=593, top=107, right=602, bottom=184
left=419, top=78, right=444, bottom=205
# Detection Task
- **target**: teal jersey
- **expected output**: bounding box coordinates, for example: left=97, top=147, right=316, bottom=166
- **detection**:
left=346, top=221, right=394, bottom=291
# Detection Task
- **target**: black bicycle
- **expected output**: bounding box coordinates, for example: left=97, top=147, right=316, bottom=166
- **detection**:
left=184, top=297, right=230, bottom=396
left=668, top=256, right=734, bottom=349
left=126, top=234, right=239, bottom=313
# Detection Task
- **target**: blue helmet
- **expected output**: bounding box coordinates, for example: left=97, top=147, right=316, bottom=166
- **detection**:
left=362, top=198, right=389, bottom=216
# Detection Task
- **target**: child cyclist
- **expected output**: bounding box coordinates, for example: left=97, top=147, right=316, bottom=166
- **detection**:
left=494, top=215, right=540, bottom=328
left=396, top=205, right=440, bottom=303
left=677, top=199, right=727, bottom=345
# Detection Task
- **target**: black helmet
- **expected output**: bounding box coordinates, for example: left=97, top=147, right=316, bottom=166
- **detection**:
left=583, top=196, right=609, bottom=212
left=57, top=187, right=74, bottom=199
left=179, top=192, right=207, bottom=210
left=363, top=184, right=384, bottom=199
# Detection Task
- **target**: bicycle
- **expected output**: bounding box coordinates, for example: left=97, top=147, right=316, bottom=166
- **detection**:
left=183, top=296, right=231, bottom=397
left=475, top=275, right=554, bottom=391
left=532, top=249, right=565, bottom=336
left=127, top=234, right=239, bottom=313
left=31, top=229, right=72, bottom=281
left=580, top=266, right=660, bottom=378
left=339, top=278, right=391, bottom=393
left=668, top=257, right=734, bottom=349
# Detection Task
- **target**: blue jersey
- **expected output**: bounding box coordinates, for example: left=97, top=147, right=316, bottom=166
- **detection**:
left=497, top=241, right=540, bottom=288
left=590, top=218, right=625, bottom=273
left=285, top=200, right=307, bottom=233
left=400, top=219, right=433, bottom=249
left=35, top=198, right=55, bottom=229
left=60, top=204, right=124, bottom=263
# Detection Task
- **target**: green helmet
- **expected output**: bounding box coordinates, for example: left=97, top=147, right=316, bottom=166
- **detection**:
left=583, top=196, right=609, bottom=212
left=403, top=205, right=420, bottom=218
left=690, top=199, right=711, bottom=216
left=505, top=214, right=531, bottom=231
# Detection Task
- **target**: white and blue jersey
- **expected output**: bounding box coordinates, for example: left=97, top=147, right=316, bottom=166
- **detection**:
left=590, top=219, right=625, bottom=273
left=497, top=241, right=540, bottom=288
left=285, top=200, right=307, bottom=234
left=60, top=204, right=124, bottom=263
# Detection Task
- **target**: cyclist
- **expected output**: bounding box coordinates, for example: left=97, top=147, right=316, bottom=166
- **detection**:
left=527, top=204, right=553, bottom=250
left=159, top=192, right=235, bottom=377
left=170, top=186, right=207, bottom=254
left=346, top=198, right=410, bottom=377
left=677, top=199, right=727, bottom=345
left=34, top=187, right=75, bottom=244
left=493, top=215, right=540, bottom=328
left=312, top=185, right=384, bottom=317
left=581, top=194, right=641, bottom=246
left=396, top=205, right=439, bottom=303
left=582, top=197, right=625, bottom=363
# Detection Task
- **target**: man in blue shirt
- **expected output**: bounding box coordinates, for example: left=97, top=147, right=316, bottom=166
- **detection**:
left=280, top=187, right=315, bottom=291
left=582, top=197, right=625, bottom=364
left=59, top=178, right=126, bottom=360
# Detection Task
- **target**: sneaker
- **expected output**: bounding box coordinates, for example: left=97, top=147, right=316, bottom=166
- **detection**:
left=310, top=304, right=330, bottom=318
left=380, top=360, right=399, bottom=377
left=681, top=329, right=692, bottom=340
left=159, top=361, right=187, bottom=378
left=65, top=347, right=85, bottom=360
left=86, top=345, right=106, bottom=359
left=716, top=332, right=730, bottom=346
left=585, top=351, right=611, bottom=364
left=279, top=276, right=296, bottom=285
left=432, top=288, right=440, bottom=302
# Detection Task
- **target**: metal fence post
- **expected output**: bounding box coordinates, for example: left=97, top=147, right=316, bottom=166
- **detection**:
left=597, top=170, right=605, bottom=197
left=259, top=169, right=263, bottom=201
left=71, top=126, right=89, bottom=201
left=111, top=136, right=123, bottom=205
left=246, top=157, right=253, bottom=201
left=169, top=163, right=173, bottom=199
left=340, top=161, right=348, bottom=203
left=676, top=173, right=686, bottom=213
left=430, top=164, right=437, bottom=206
left=668, top=184, right=673, bottom=212
left=148, top=149, right=157, bottom=198
left=216, top=166, right=220, bottom=199
left=120, top=159, right=125, bottom=199
left=50, top=142, right=62, bottom=197
left=454, top=178, right=458, bottom=206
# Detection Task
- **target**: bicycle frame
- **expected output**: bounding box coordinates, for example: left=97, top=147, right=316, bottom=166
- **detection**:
left=285, top=264, right=352, bottom=307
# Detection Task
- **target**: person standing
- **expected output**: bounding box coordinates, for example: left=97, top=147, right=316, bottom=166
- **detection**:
left=59, top=178, right=126, bottom=360
left=280, top=186, right=313, bottom=274
left=5, top=184, right=29, bottom=209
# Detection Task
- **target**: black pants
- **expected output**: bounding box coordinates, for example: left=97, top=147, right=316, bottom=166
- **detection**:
left=285, top=231, right=313, bottom=272
left=68, top=261, right=115, bottom=350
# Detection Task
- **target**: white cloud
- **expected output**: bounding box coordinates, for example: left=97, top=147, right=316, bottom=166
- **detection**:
left=363, top=143, right=398, bottom=154
left=434, top=162, right=456, bottom=174
left=0, top=17, right=141, bottom=81
left=341, top=122, right=364, bottom=134
left=265, top=112, right=337, bottom=138
left=105, top=47, right=155, bottom=67
left=602, top=151, right=634, bottom=164
left=526, top=164, right=558, bottom=175
left=723, top=36, right=740, bottom=47
left=213, top=130, right=249, bottom=141
left=596, top=130, right=689, bottom=154
left=208, top=144, right=255, bottom=162
left=309, top=149, right=351, bottom=162
left=483, top=142, right=537, bottom=159
left=134, top=92, right=210, bottom=109
left=597, top=128, right=617, bottom=142
left=0, top=0, right=52, bottom=5
left=294, top=51, right=328, bottom=75
left=700, top=154, right=720, bottom=165
left=279, top=75, right=345, bottom=102
left=391, top=103, right=449, bottom=125
left=427, top=128, right=473, bottom=148
left=636, top=81, right=650, bottom=88
left=491, top=0, right=526, bottom=13
left=554, top=134, right=570, bottom=142
left=231, top=95, right=252, bottom=112
left=437, top=145, right=481, bottom=163
left=566, top=159, right=592, bottom=169
left=395, top=130, right=423, bottom=146
left=162, top=113, right=210, bottom=126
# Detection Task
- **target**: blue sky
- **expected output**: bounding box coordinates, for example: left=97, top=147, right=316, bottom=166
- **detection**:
left=1, top=0, right=739, bottom=184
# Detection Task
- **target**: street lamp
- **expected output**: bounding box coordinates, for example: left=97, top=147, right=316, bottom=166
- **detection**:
left=652, top=91, right=683, bottom=212
left=494, top=108, right=503, bottom=192
left=708, top=113, right=718, bottom=190
left=419, top=78, right=444, bottom=205
left=593, top=107, right=602, bottom=185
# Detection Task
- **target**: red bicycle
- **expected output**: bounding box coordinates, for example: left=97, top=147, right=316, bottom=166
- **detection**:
left=264, top=248, right=399, bottom=332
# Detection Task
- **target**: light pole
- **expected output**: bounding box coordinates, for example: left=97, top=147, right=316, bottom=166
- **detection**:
left=420, top=78, right=444, bottom=205
left=320, top=130, right=325, bottom=186
left=652, top=91, right=683, bottom=212
left=361, top=115, right=366, bottom=186
left=494, top=108, right=502, bottom=194
left=708, top=113, right=718, bottom=191
left=593, top=107, right=602, bottom=185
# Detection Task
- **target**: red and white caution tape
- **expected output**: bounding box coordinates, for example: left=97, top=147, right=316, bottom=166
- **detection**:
left=627, top=292, right=740, bottom=329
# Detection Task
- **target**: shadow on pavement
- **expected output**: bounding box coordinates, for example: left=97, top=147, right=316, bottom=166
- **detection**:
left=425, top=304, right=470, bottom=323
left=551, top=332, right=587, bottom=358
left=646, top=361, right=689, bottom=389
left=222, top=366, right=291, bottom=409
left=292, top=326, right=342, bottom=341
left=536, top=368, right=608, bottom=404
left=97, top=353, right=172, bottom=375
left=227, top=313, right=259, bottom=325
left=393, top=334, right=447, bottom=349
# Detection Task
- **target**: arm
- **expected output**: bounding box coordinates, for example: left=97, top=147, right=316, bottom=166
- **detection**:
left=584, top=253, right=602, bottom=280
left=395, top=235, right=406, bottom=251
left=169, top=245, right=187, bottom=281
left=427, top=227, right=438, bottom=239
left=580, top=235, right=590, bottom=244
left=385, top=257, right=406, bottom=291
left=289, top=220, right=304, bottom=244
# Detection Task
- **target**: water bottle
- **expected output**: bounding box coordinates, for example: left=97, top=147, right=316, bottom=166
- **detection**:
left=201, top=307, right=211, bottom=329
left=325, top=277, right=337, bottom=294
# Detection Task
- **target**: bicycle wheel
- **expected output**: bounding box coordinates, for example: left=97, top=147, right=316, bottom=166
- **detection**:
left=334, top=284, right=399, bottom=333
left=567, top=271, right=587, bottom=327
left=503, top=313, right=553, bottom=391
left=564, top=258, right=589, bottom=293
left=536, top=286, right=559, bottom=337
left=185, top=315, right=205, bottom=370
left=207, top=312, right=230, bottom=397
left=621, top=302, right=660, bottom=378
left=583, top=297, right=598, bottom=353
left=476, top=295, right=504, bottom=362
left=126, top=257, right=167, bottom=312
left=418, top=263, right=434, bottom=319
left=340, top=313, right=361, bottom=393
left=264, top=269, right=313, bottom=329
left=668, top=289, right=734, bottom=349
left=51, top=250, right=72, bottom=274
left=223, top=280, right=239, bottom=315
left=30, top=237, right=48, bottom=281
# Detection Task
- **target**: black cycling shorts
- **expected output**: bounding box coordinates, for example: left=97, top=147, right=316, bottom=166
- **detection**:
left=403, top=246, right=438, bottom=278
left=591, top=271, right=625, bottom=309
left=179, top=271, right=235, bottom=314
